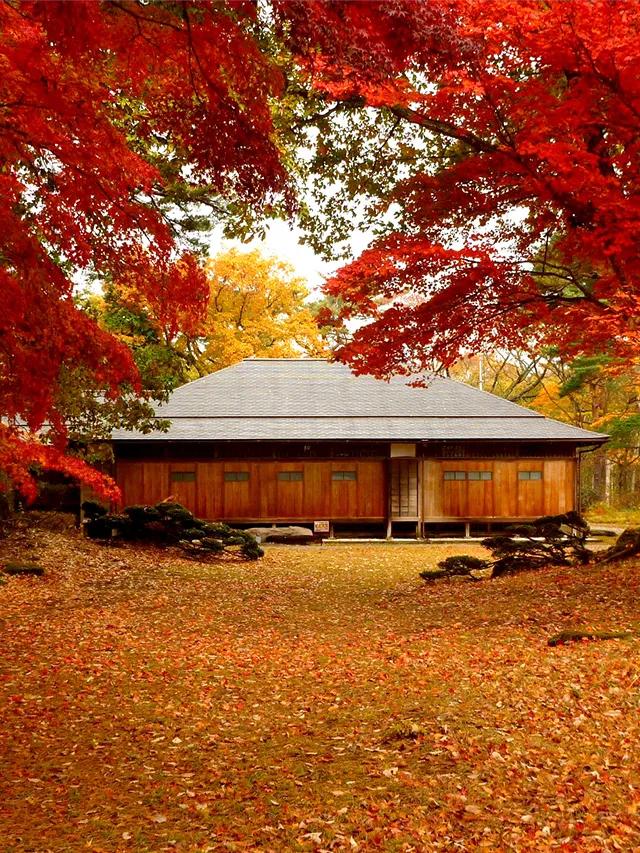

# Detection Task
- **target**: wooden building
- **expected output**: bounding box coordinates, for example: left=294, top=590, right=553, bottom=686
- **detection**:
left=112, top=359, right=607, bottom=537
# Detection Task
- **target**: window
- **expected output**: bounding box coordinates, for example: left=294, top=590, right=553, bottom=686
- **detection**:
left=278, top=471, right=303, bottom=482
left=224, top=471, right=249, bottom=482
left=332, top=471, right=357, bottom=481
left=170, top=471, right=195, bottom=483
left=444, top=471, right=466, bottom=481
left=468, top=471, right=492, bottom=481
left=518, top=471, right=542, bottom=481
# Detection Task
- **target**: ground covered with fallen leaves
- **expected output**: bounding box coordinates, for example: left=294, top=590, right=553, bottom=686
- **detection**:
left=1, top=520, right=640, bottom=853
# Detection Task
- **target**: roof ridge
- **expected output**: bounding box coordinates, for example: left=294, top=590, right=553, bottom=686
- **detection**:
left=241, top=357, right=329, bottom=362
left=156, top=414, right=553, bottom=420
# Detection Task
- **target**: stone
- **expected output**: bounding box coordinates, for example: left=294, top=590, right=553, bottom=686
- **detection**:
left=246, top=526, right=314, bottom=542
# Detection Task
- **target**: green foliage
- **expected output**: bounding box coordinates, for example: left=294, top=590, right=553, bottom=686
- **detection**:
left=201, top=522, right=233, bottom=538
left=159, top=505, right=197, bottom=526
left=557, top=354, right=615, bottom=398
left=82, top=501, right=107, bottom=519
left=482, top=512, right=592, bottom=576
left=86, top=515, right=117, bottom=539
left=101, top=286, right=191, bottom=394
left=183, top=527, right=206, bottom=541
left=124, top=505, right=163, bottom=524
left=87, top=502, right=262, bottom=561
left=421, top=555, right=490, bottom=581
left=580, top=486, right=600, bottom=512
left=199, top=537, right=225, bottom=554
left=424, top=513, right=594, bottom=582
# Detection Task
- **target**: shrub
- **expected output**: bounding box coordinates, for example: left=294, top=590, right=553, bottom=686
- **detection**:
left=200, top=537, right=225, bottom=553
left=124, top=505, right=162, bottom=524
left=86, top=514, right=117, bottom=538
left=420, top=555, right=490, bottom=581
left=183, top=527, right=206, bottom=541
left=423, top=512, right=594, bottom=582
left=579, top=486, right=600, bottom=512
left=87, top=501, right=262, bottom=561
left=202, top=522, right=232, bottom=538
left=82, top=500, right=107, bottom=519
left=483, top=512, right=592, bottom=576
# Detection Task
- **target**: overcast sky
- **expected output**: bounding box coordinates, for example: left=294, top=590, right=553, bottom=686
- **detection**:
left=209, top=218, right=375, bottom=296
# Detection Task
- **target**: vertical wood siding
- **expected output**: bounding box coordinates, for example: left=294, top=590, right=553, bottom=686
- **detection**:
left=116, top=456, right=576, bottom=521
left=115, top=459, right=386, bottom=520
left=422, top=458, right=575, bottom=519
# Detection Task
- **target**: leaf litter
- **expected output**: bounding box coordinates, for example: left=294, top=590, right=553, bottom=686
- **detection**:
left=1, top=523, right=639, bottom=852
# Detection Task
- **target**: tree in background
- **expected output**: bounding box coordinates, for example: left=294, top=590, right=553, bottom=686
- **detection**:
left=529, top=356, right=640, bottom=508
left=195, top=248, right=328, bottom=373
left=452, top=349, right=640, bottom=508
left=450, top=351, right=553, bottom=407
left=104, top=247, right=327, bottom=381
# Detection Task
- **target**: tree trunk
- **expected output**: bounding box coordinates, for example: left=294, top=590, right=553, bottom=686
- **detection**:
left=592, top=447, right=607, bottom=500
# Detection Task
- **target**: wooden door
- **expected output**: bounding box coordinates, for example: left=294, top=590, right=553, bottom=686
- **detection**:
left=390, top=459, right=419, bottom=519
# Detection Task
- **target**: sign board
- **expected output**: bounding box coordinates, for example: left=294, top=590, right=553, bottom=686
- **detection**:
left=314, top=520, right=330, bottom=534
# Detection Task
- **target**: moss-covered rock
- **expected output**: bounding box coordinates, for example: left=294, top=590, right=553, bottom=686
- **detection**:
left=596, top=528, right=640, bottom=565
left=548, top=629, right=634, bottom=647
left=3, top=562, right=44, bottom=576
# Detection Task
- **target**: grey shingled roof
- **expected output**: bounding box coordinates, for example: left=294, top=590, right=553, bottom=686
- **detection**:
left=112, top=358, right=607, bottom=444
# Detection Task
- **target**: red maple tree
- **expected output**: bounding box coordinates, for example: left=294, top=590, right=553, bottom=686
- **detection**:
left=285, top=1, right=640, bottom=379
left=0, top=1, right=286, bottom=500
left=5, top=0, right=638, bottom=499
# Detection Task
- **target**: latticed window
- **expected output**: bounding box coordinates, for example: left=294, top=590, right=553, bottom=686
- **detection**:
left=444, top=471, right=466, bottom=481
left=518, top=471, right=542, bottom=480
left=170, top=471, right=195, bottom=482
left=278, top=471, right=303, bottom=482
left=224, top=471, right=249, bottom=482
left=332, top=471, right=357, bottom=481
left=468, top=471, right=492, bottom=480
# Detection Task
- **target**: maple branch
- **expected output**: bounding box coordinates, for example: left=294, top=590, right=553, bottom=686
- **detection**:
left=292, top=97, right=367, bottom=127
left=109, top=2, right=184, bottom=34
left=387, top=104, right=498, bottom=154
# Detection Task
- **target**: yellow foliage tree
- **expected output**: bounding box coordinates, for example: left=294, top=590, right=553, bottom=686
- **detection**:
left=193, top=247, right=328, bottom=374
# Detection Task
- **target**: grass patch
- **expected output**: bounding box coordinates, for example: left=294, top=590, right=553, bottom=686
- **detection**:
left=586, top=503, right=640, bottom=526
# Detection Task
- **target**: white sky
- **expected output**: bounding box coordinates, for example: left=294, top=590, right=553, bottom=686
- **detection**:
left=208, top=219, right=374, bottom=296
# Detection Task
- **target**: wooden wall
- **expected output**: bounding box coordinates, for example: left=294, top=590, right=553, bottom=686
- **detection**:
left=116, top=454, right=577, bottom=523
left=423, top=458, right=576, bottom=520
left=115, top=459, right=386, bottom=521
